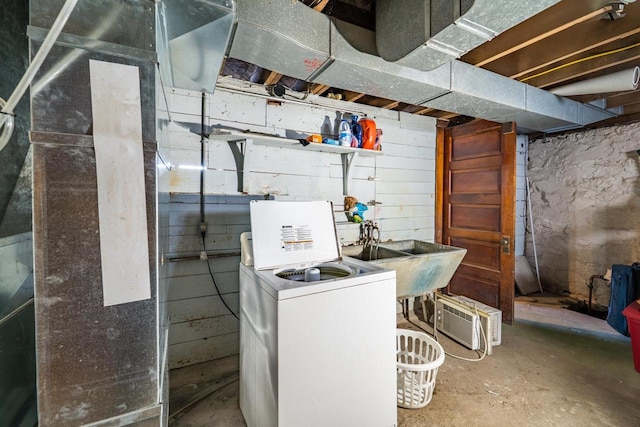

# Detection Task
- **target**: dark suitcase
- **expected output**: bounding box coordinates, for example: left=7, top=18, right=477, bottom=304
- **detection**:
left=607, top=263, right=640, bottom=336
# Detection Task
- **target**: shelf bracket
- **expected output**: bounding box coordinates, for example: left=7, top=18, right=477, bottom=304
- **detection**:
left=226, top=138, right=253, bottom=193
left=341, top=151, right=358, bottom=195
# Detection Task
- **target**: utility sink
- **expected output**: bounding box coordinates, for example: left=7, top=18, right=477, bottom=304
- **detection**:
left=341, top=240, right=466, bottom=299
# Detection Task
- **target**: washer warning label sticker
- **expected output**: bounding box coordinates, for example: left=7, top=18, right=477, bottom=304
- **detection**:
left=280, top=225, right=313, bottom=251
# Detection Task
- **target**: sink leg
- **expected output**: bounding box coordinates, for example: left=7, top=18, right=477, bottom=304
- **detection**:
left=402, top=294, right=434, bottom=324
left=401, top=299, right=409, bottom=320
left=420, top=293, right=430, bottom=324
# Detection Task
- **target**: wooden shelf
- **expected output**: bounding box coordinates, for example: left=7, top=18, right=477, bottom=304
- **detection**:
left=210, top=130, right=382, bottom=194
left=209, top=130, right=383, bottom=157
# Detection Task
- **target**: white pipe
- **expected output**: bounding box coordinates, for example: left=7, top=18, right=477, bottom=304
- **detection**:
left=0, top=0, right=79, bottom=153
left=526, top=177, right=543, bottom=293
left=0, top=99, right=15, bottom=151
left=550, top=66, right=640, bottom=96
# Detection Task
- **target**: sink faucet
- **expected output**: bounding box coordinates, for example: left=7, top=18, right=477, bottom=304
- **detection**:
left=358, top=220, right=380, bottom=259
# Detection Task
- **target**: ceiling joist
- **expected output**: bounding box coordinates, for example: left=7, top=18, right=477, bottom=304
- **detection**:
left=473, top=5, right=614, bottom=68
left=463, top=1, right=618, bottom=65
left=523, top=44, right=640, bottom=88
left=263, top=71, right=283, bottom=86
left=505, top=27, right=640, bottom=81
left=606, top=91, right=640, bottom=109
left=310, top=84, right=330, bottom=95
left=342, top=91, right=366, bottom=102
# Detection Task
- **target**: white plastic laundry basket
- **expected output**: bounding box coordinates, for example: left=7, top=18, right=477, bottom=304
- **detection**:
left=396, top=328, right=445, bottom=409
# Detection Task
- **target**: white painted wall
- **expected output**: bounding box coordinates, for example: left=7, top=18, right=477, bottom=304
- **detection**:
left=165, top=86, right=437, bottom=368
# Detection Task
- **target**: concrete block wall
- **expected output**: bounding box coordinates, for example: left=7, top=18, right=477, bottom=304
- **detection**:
left=527, top=122, right=640, bottom=301
left=165, top=86, right=438, bottom=368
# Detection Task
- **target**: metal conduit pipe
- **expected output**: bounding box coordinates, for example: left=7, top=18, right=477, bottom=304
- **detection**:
left=0, top=298, right=34, bottom=329
left=0, top=0, right=79, bottom=153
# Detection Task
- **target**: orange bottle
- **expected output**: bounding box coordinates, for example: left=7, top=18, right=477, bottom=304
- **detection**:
left=358, top=117, right=377, bottom=150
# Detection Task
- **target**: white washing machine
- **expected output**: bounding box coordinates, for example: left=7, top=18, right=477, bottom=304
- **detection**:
left=239, top=200, right=397, bottom=427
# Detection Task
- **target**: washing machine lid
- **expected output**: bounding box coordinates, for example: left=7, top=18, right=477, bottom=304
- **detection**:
left=250, top=200, right=341, bottom=270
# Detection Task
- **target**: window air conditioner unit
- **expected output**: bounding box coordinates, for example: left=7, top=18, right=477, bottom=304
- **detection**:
left=435, top=293, right=502, bottom=355
left=453, top=295, right=502, bottom=348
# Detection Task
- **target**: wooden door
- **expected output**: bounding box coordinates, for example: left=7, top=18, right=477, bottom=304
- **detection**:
left=436, top=120, right=516, bottom=324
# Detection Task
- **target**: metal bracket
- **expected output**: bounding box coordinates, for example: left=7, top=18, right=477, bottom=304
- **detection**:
left=341, top=151, right=358, bottom=195
left=217, top=131, right=381, bottom=195
left=227, top=138, right=253, bottom=193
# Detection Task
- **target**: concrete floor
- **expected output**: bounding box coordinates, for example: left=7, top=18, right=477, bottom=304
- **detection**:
left=168, top=295, right=640, bottom=427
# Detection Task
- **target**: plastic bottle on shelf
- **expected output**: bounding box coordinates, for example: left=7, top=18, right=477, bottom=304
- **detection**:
left=339, top=119, right=352, bottom=147
left=305, top=134, right=322, bottom=143
left=374, top=128, right=383, bottom=151
left=351, top=115, right=363, bottom=148
left=323, top=138, right=339, bottom=145
left=359, top=116, right=377, bottom=150
left=351, top=135, right=358, bottom=148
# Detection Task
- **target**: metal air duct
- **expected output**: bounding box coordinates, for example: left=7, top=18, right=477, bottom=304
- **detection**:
left=160, top=0, right=235, bottom=93
left=228, top=0, right=331, bottom=82
left=226, top=0, right=617, bottom=132
left=311, top=19, right=451, bottom=105
left=376, top=0, right=560, bottom=71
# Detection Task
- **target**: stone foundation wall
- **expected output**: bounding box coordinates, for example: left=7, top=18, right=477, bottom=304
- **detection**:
left=527, top=122, right=640, bottom=302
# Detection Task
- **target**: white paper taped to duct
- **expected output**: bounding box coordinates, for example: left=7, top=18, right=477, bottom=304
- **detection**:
left=89, top=59, right=151, bottom=306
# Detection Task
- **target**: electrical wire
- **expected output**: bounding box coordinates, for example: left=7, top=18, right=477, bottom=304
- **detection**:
left=430, top=293, right=488, bottom=362
left=202, top=235, right=239, bottom=321
left=520, top=41, right=640, bottom=83
left=199, top=92, right=238, bottom=321
left=281, top=80, right=310, bottom=101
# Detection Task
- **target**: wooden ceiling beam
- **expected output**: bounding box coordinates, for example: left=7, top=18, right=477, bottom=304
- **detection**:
left=402, top=104, right=441, bottom=114
left=310, top=84, right=330, bottom=95
left=367, top=98, right=395, bottom=108
left=521, top=44, right=640, bottom=88
left=313, top=0, right=329, bottom=12
left=606, top=91, right=640, bottom=108
left=382, top=101, right=400, bottom=110
left=342, top=91, right=365, bottom=102
left=436, top=112, right=460, bottom=120
left=484, top=10, right=640, bottom=79
left=414, top=107, right=436, bottom=115
left=623, top=102, right=640, bottom=115
left=401, top=105, right=424, bottom=113
left=473, top=5, right=613, bottom=68
left=263, top=71, right=283, bottom=86
left=509, top=27, right=640, bottom=81
left=430, top=110, right=459, bottom=119
left=462, top=1, right=616, bottom=65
